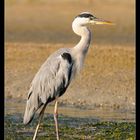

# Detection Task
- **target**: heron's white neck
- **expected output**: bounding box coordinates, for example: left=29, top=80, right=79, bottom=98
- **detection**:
left=72, top=24, right=91, bottom=53
left=71, top=21, right=92, bottom=74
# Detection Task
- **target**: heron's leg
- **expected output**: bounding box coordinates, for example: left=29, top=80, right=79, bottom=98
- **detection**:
left=33, top=104, right=46, bottom=140
left=54, top=100, right=60, bottom=140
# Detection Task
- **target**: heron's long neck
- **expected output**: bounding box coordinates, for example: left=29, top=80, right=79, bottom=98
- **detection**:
left=72, top=25, right=92, bottom=73
left=74, top=27, right=91, bottom=54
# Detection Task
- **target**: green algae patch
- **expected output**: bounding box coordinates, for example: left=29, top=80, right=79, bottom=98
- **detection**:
left=5, top=113, right=135, bottom=140
left=91, top=121, right=135, bottom=140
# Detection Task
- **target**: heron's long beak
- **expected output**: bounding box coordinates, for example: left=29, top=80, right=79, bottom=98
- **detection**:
left=91, top=18, right=115, bottom=25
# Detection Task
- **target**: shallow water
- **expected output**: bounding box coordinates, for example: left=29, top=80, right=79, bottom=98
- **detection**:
left=5, top=98, right=135, bottom=122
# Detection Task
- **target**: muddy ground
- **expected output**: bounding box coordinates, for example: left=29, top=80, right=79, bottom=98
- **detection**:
left=5, top=43, right=135, bottom=112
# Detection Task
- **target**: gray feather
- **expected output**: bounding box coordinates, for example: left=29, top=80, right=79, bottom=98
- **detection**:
left=23, top=48, right=73, bottom=124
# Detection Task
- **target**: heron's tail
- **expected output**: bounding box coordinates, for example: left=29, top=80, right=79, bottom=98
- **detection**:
left=23, top=99, right=36, bottom=125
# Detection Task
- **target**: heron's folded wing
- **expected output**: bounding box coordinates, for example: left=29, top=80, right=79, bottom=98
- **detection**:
left=28, top=53, right=73, bottom=105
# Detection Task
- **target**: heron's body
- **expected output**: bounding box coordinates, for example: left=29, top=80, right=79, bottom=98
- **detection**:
left=23, top=12, right=113, bottom=140
left=23, top=20, right=92, bottom=125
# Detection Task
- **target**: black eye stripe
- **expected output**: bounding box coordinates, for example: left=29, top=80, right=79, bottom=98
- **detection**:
left=76, top=13, right=96, bottom=19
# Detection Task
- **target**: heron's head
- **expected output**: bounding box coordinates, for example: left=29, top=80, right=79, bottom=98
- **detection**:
left=74, top=12, right=114, bottom=26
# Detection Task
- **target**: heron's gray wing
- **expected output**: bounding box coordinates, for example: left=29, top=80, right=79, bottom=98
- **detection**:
left=30, top=52, right=73, bottom=103
left=23, top=52, right=73, bottom=124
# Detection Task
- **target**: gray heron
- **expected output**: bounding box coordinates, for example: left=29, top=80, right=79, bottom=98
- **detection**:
left=23, top=12, right=113, bottom=140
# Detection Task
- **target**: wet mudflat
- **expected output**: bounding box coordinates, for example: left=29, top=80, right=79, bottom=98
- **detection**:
left=5, top=100, right=135, bottom=140
left=5, top=113, right=135, bottom=140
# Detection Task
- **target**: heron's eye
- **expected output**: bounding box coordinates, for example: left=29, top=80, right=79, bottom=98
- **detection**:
left=90, top=16, right=94, bottom=20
